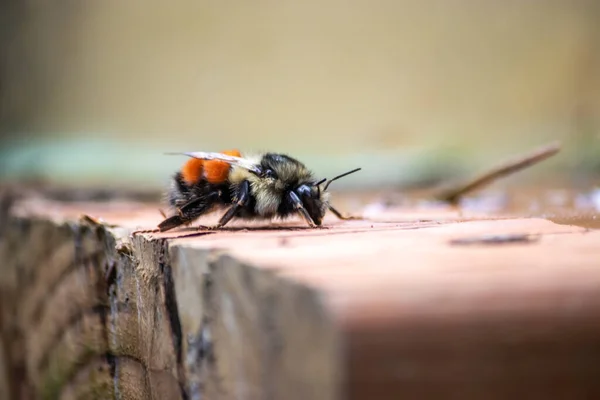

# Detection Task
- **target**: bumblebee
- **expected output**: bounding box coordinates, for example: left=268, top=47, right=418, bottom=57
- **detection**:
left=157, top=150, right=361, bottom=231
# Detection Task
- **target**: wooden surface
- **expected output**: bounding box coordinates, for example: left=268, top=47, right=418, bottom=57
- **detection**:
left=1, top=194, right=600, bottom=399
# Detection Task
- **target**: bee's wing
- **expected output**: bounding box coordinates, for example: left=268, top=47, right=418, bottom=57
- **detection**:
left=169, top=152, right=262, bottom=174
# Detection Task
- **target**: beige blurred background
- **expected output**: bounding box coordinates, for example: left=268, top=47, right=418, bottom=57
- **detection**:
left=1, top=0, right=599, bottom=190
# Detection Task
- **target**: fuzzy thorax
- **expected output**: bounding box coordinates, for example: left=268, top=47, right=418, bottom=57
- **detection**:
left=229, top=153, right=324, bottom=218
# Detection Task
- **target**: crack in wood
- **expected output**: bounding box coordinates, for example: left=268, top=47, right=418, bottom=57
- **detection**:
left=157, top=239, right=190, bottom=400
left=196, top=260, right=228, bottom=399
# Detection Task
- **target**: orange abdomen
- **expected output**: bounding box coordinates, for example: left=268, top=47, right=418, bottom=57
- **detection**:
left=180, top=149, right=241, bottom=185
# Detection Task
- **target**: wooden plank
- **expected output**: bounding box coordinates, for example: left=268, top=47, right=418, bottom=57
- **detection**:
left=1, top=194, right=600, bottom=399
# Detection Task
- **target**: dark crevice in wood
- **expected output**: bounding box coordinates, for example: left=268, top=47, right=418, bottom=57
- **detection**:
left=200, top=272, right=215, bottom=366
left=105, top=261, right=117, bottom=294
left=181, top=265, right=217, bottom=400
left=93, top=232, right=112, bottom=400
left=157, top=239, right=189, bottom=400
left=106, top=352, right=116, bottom=379
left=201, top=260, right=227, bottom=398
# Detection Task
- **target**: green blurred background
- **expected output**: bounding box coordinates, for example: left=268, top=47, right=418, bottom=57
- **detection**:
left=1, top=1, right=599, bottom=192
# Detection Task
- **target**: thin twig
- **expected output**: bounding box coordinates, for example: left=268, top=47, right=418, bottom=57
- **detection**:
left=437, top=141, right=562, bottom=204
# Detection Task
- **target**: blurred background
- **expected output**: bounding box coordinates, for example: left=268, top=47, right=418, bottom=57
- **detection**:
left=1, top=0, right=599, bottom=193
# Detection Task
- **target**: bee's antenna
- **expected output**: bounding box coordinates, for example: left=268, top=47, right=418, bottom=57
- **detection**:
left=314, top=178, right=327, bottom=187
left=314, top=178, right=327, bottom=196
left=323, top=168, right=361, bottom=191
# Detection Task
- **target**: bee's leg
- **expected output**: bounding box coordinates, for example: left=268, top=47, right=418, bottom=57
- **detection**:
left=210, top=180, right=250, bottom=230
left=179, top=195, right=211, bottom=213
left=328, top=205, right=362, bottom=221
left=158, top=193, right=218, bottom=232
left=288, top=191, right=317, bottom=228
left=157, top=215, right=193, bottom=232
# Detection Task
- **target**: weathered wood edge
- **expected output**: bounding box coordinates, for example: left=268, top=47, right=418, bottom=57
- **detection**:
left=0, top=212, right=184, bottom=399
left=0, top=204, right=342, bottom=399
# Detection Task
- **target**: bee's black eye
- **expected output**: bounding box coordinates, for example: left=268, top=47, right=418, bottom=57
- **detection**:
left=262, top=168, right=277, bottom=179
left=296, top=184, right=312, bottom=197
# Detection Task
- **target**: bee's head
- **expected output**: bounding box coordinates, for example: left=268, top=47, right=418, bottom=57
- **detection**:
left=303, top=167, right=363, bottom=224
left=252, top=153, right=324, bottom=222
left=295, top=183, right=330, bottom=226
left=254, top=153, right=360, bottom=225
